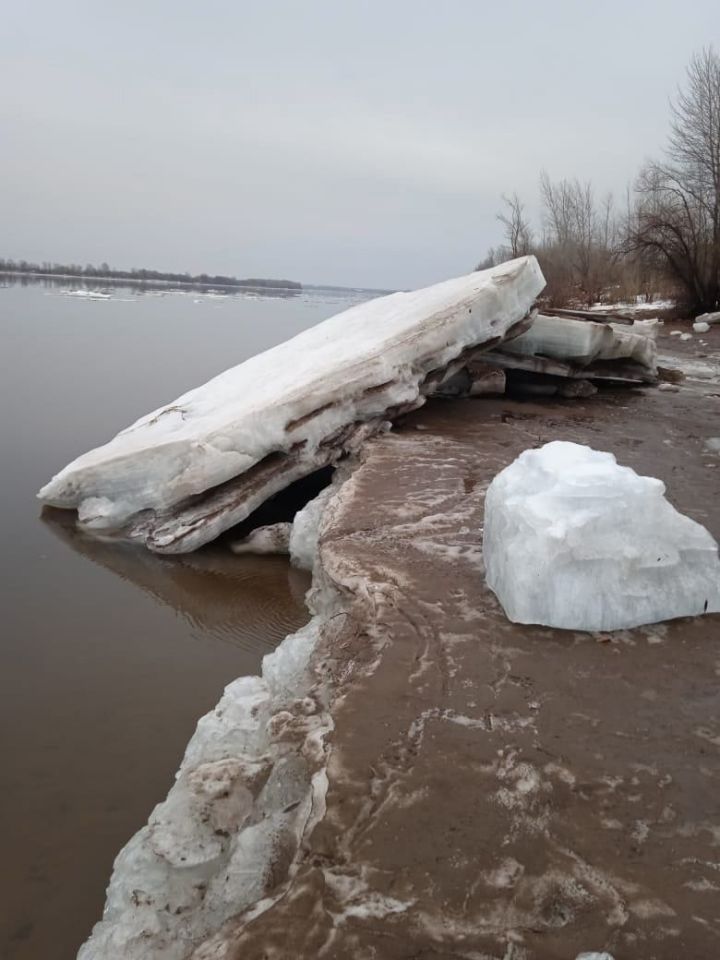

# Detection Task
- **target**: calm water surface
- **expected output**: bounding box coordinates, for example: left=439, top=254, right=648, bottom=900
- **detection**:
left=0, top=280, right=367, bottom=959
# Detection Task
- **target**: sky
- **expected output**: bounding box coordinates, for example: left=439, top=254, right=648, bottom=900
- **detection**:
left=2, top=1, right=718, bottom=289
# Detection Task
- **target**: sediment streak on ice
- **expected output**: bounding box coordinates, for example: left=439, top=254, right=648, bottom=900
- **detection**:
left=38, top=257, right=545, bottom=553
left=483, top=441, right=720, bottom=632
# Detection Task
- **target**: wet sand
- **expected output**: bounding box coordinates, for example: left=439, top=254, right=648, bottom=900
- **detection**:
left=217, top=326, right=720, bottom=959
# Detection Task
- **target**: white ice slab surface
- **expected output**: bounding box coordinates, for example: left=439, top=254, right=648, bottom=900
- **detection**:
left=39, top=257, right=545, bottom=541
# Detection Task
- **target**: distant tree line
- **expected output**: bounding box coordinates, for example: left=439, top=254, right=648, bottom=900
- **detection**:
left=0, top=258, right=302, bottom=291
left=479, top=48, right=720, bottom=314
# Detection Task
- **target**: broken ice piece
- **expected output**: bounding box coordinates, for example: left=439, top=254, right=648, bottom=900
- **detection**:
left=483, top=441, right=720, bottom=631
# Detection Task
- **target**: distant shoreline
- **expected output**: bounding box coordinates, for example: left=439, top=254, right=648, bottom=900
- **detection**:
left=1, top=269, right=397, bottom=298
left=0, top=269, right=303, bottom=293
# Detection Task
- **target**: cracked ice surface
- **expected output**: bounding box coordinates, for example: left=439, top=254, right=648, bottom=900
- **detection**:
left=483, top=441, right=720, bottom=631
left=38, top=256, right=544, bottom=553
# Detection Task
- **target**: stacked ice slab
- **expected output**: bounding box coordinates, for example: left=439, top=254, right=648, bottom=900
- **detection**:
left=483, top=441, right=720, bottom=631
left=38, top=257, right=545, bottom=553
left=478, top=313, right=658, bottom=397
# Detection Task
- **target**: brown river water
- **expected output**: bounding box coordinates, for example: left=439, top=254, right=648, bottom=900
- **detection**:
left=0, top=279, right=370, bottom=960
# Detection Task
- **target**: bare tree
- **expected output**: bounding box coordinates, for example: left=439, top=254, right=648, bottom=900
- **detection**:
left=538, top=172, right=619, bottom=305
left=475, top=248, right=500, bottom=271
left=626, top=47, right=720, bottom=312
left=497, top=193, right=533, bottom=258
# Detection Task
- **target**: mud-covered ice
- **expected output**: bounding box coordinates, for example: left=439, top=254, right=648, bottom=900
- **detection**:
left=77, top=609, right=330, bottom=960
left=483, top=441, right=720, bottom=631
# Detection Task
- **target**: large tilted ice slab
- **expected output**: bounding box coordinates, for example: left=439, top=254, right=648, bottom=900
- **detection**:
left=38, top=257, right=545, bottom=553
left=483, top=441, right=720, bottom=631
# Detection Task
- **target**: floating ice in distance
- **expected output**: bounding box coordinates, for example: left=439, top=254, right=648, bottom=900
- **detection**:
left=483, top=441, right=720, bottom=631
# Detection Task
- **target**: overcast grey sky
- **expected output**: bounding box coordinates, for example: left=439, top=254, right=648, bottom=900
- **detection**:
left=2, top=1, right=718, bottom=289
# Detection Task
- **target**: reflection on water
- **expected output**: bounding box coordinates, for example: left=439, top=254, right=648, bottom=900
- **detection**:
left=43, top=508, right=311, bottom=654
left=0, top=279, right=364, bottom=960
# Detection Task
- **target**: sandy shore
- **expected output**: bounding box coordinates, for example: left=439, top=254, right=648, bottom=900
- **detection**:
left=205, top=326, right=720, bottom=960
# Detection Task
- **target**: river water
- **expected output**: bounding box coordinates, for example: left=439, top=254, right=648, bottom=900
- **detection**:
left=0, top=279, right=369, bottom=960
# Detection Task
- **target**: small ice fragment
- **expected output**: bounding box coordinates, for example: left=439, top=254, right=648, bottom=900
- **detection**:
left=694, top=321, right=710, bottom=333
left=680, top=332, right=693, bottom=341
left=630, top=317, right=660, bottom=339
left=230, top=523, right=291, bottom=556
left=289, top=487, right=333, bottom=570
left=576, top=953, right=615, bottom=960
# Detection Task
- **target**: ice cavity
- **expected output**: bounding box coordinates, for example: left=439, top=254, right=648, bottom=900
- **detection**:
left=483, top=441, right=720, bottom=631
left=229, top=485, right=333, bottom=569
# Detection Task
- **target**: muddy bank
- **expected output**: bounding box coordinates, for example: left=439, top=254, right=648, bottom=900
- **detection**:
left=200, top=331, right=720, bottom=960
